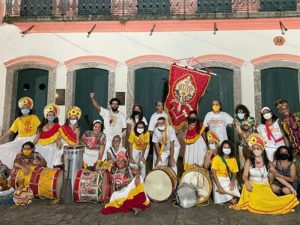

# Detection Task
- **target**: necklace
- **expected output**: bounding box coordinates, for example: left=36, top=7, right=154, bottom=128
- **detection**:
left=257, top=167, right=265, bottom=181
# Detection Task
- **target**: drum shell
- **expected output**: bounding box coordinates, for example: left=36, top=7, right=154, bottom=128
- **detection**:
left=175, top=183, right=198, bottom=208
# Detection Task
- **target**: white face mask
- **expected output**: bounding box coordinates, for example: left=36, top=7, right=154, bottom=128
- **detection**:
left=158, top=125, right=165, bottom=131
left=137, top=128, right=144, bottom=134
left=209, top=143, right=217, bottom=150
left=69, top=119, right=77, bottom=125
left=263, top=112, right=272, bottom=120
left=223, top=148, right=231, bottom=155
left=237, top=113, right=245, bottom=120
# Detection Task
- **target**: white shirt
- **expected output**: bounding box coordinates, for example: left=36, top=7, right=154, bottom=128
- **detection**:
left=126, top=117, right=148, bottom=131
left=203, top=111, right=233, bottom=143
left=107, top=146, right=127, bottom=160
left=152, top=125, right=180, bottom=152
left=99, top=107, right=126, bottom=139
left=148, top=111, right=168, bottom=132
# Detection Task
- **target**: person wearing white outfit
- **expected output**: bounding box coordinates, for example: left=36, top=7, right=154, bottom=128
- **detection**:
left=211, top=140, right=240, bottom=204
left=257, top=106, right=286, bottom=162
left=152, top=117, right=180, bottom=174
left=34, top=103, right=61, bottom=168
left=0, top=97, right=40, bottom=169
left=148, top=101, right=168, bottom=134
left=106, top=135, right=127, bottom=161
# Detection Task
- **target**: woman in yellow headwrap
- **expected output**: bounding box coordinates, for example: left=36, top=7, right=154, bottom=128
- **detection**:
left=230, top=133, right=299, bottom=214
left=0, top=97, right=40, bottom=169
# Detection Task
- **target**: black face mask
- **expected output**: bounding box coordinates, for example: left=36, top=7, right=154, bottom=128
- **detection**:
left=188, top=118, right=197, bottom=124
left=278, top=153, right=289, bottom=160
left=133, top=110, right=140, bottom=115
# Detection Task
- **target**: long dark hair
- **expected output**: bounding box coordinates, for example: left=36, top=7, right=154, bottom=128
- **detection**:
left=133, top=120, right=148, bottom=136
left=274, top=146, right=294, bottom=162
left=260, top=109, right=277, bottom=125
left=217, top=140, right=235, bottom=158
left=235, top=104, right=250, bottom=119
left=249, top=149, right=269, bottom=171
left=130, top=104, right=144, bottom=122
left=188, top=110, right=202, bottom=134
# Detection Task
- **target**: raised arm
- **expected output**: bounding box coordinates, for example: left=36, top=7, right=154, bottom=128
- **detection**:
left=90, top=92, right=101, bottom=111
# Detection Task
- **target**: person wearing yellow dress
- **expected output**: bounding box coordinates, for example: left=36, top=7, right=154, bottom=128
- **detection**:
left=0, top=97, right=40, bottom=169
left=128, top=121, right=150, bottom=179
left=34, top=104, right=61, bottom=168
left=231, top=133, right=299, bottom=214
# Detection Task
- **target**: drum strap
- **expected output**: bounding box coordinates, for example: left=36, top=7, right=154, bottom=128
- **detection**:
left=221, top=156, right=232, bottom=180
left=110, top=147, right=117, bottom=159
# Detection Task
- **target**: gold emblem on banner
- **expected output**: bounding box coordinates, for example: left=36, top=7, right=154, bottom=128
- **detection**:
left=174, top=75, right=196, bottom=104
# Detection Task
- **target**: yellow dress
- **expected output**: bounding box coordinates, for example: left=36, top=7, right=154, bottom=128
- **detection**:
left=230, top=166, right=299, bottom=214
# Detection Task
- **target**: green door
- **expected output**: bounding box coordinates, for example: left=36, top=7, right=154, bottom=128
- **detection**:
left=198, top=67, right=234, bottom=118
left=16, top=69, right=48, bottom=120
left=74, top=68, right=108, bottom=134
left=134, top=67, right=169, bottom=121
left=261, top=67, right=300, bottom=116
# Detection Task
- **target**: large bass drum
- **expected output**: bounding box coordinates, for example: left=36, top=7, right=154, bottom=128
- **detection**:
left=180, top=167, right=212, bottom=204
left=144, top=166, right=177, bottom=202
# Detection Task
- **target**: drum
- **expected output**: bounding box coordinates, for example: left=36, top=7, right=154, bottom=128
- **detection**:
left=74, top=169, right=110, bottom=203
left=175, top=183, right=198, bottom=208
left=180, top=167, right=212, bottom=204
left=0, top=187, right=15, bottom=205
left=144, top=166, right=177, bottom=202
left=9, top=166, right=63, bottom=199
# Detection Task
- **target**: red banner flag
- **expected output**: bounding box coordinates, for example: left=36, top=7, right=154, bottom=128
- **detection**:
left=165, top=64, right=211, bottom=131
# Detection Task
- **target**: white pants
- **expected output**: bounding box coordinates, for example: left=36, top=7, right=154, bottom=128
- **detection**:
left=213, top=176, right=240, bottom=204
left=152, top=146, right=180, bottom=174
left=131, top=148, right=149, bottom=179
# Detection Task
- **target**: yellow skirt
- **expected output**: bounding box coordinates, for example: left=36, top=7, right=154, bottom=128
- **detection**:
left=230, top=182, right=299, bottom=214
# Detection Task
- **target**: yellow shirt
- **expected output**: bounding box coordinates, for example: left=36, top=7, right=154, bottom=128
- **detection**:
left=9, top=114, right=41, bottom=137
left=128, top=130, right=150, bottom=151
left=211, top=155, right=239, bottom=177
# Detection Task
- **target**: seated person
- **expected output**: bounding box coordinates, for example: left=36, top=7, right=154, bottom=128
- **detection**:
left=106, top=135, right=127, bottom=162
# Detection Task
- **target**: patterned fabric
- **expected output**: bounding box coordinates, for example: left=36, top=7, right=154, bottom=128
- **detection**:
left=14, top=152, right=44, bottom=166
left=9, top=115, right=41, bottom=137
left=234, top=116, right=256, bottom=147
left=13, top=187, right=33, bottom=206
left=81, top=130, right=106, bottom=150
left=110, top=166, right=134, bottom=192
left=0, top=187, right=15, bottom=205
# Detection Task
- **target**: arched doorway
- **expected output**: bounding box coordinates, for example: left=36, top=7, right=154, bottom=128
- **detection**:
left=134, top=67, right=169, bottom=120
left=74, top=68, right=109, bottom=133
left=261, top=67, right=300, bottom=116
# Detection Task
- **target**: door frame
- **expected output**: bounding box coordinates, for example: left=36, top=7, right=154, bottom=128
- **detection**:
left=127, top=61, right=171, bottom=118
left=254, top=61, right=300, bottom=121
left=3, top=62, right=56, bottom=133
left=65, top=62, right=115, bottom=114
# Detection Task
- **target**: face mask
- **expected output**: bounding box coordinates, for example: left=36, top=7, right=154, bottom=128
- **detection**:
left=278, top=153, right=289, bottom=160
left=133, top=110, right=140, bottom=115
left=23, top=149, right=33, bottom=156
left=47, top=115, right=55, bottom=122
left=137, top=128, right=144, bottom=134
left=69, top=119, right=77, bottom=125
left=158, top=125, right=165, bottom=131
left=188, top=118, right=197, bottom=124
left=237, top=113, right=245, bottom=120
left=253, top=149, right=262, bottom=157
left=263, top=113, right=272, bottom=120
left=223, top=148, right=231, bottom=155
left=212, top=105, right=220, bottom=112
left=209, top=143, right=217, bottom=150
left=21, top=108, right=30, bottom=115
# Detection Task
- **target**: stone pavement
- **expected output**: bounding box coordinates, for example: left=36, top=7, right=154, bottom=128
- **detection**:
left=1, top=198, right=300, bottom=225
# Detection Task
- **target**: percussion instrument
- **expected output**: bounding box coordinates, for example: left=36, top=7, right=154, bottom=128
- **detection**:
left=144, top=166, right=177, bottom=202
left=0, top=187, right=15, bottom=205
left=175, top=183, right=198, bottom=208
left=13, top=187, right=33, bottom=205
left=74, top=169, right=110, bottom=203
left=180, top=166, right=212, bottom=203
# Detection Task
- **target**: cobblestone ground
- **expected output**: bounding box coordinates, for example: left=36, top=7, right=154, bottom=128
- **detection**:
left=0, top=197, right=300, bottom=225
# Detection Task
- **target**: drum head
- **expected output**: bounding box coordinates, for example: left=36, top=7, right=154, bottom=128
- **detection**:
left=180, top=169, right=212, bottom=203
left=145, top=170, right=173, bottom=202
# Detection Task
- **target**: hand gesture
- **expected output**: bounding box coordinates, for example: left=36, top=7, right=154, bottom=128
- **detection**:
left=90, top=92, right=95, bottom=98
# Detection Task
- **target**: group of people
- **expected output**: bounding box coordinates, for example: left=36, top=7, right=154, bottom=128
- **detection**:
left=0, top=94, right=299, bottom=215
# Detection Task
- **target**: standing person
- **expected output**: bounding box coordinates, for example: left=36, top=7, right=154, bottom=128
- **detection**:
left=128, top=121, right=150, bottom=179
left=203, top=100, right=233, bottom=143
left=90, top=93, right=126, bottom=146
left=271, top=146, right=298, bottom=196
left=0, top=97, right=40, bottom=169
left=257, top=106, right=285, bottom=162
left=152, top=117, right=180, bottom=174
left=34, top=104, right=61, bottom=168
left=275, top=99, right=300, bottom=177
left=148, top=101, right=168, bottom=134
left=211, top=140, right=240, bottom=204
left=183, top=111, right=207, bottom=170
left=204, top=131, right=220, bottom=170
left=231, top=133, right=299, bottom=214
left=81, top=119, right=106, bottom=168
left=233, top=104, right=256, bottom=169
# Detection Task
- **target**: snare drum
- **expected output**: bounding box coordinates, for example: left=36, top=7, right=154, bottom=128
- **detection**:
left=180, top=167, right=212, bottom=203
left=74, top=169, right=110, bottom=203
left=175, top=183, right=198, bottom=208
left=144, top=166, right=177, bottom=202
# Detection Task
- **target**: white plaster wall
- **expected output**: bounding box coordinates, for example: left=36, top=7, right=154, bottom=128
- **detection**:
left=1, top=22, right=300, bottom=126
